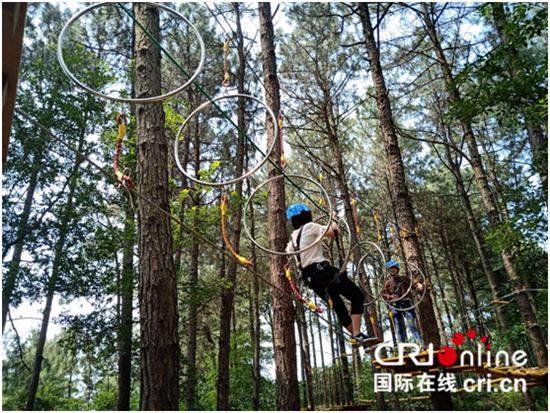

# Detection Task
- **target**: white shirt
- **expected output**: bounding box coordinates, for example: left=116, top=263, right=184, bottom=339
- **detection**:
left=286, top=222, right=327, bottom=268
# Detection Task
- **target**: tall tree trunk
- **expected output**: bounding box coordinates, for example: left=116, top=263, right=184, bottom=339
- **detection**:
left=117, top=203, right=134, bottom=411
left=67, top=353, right=75, bottom=402
left=245, top=177, right=262, bottom=411
left=185, top=240, right=199, bottom=411
left=314, top=295, right=329, bottom=407
left=441, top=145, right=512, bottom=339
left=438, top=227, right=472, bottom=349
left=184, top=90, right=202, bottom=412
left=2, top=152, right=41, bottom=333
left=308, top=310, right=319, bottom=407
left=216, top=5, right=247, bottom=409
left=297, top=303, right=315, bottom=410
left=440, top=142, right=539, bottom=411
left=425, top=239, right=454, bottom=338
left=25, top=130, right=86, bottom=411
left=419, top=236, right=446, bottom=345
left=360, top=261, right=388, bottom=410
left=422, top=3, right=548, bottom=369
left=134, top=4, right=179, bottom=410
left=259, top=3, right=300, bottom=410
left=361, top=265, right=397, bottom=410
left=479, top=136, right=540, bottom=316
left=491, top=2, right=547, bottom=192
left=358, top=4, right=453, bottom=410
left=315, top=72, right=357, bottom=239
left=327, top=309, right=340, bottom=405
left=478, top=135, right=511, bottom=221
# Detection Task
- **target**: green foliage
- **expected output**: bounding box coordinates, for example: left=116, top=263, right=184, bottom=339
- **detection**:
left=165, top=102, right=188, bottom=137
left=485, top=181, right=547, bottom=284
left=4, top=3, right=547, bottom=411
left=452, top=3, right=548, bottom=127
left=89, top=385, right=118, bottom=411
left=2, top=331, right=86, bottom=411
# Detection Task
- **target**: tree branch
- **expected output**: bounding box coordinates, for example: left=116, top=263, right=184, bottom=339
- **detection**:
left=8, top=309, right=31, bottom=372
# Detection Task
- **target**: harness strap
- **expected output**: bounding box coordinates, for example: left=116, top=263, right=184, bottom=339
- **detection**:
left=293, top=223, right=341, bottom=286
left=389, top=277, right=402, bottom=295
left=292, top=226, right=305, bottom=271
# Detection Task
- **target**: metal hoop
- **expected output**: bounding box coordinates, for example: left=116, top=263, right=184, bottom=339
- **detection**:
left=174, top=94, right=277, bottom=187
left=351, top=241, right=386, bottom=305
left=384, top=261, right=427, bottom=312
left=57, top=2, right=206, bottom=103
left=243, top=174, right=333, bottom=256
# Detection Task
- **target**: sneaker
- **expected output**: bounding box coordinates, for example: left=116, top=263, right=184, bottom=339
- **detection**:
left=352, top=332, right=380, bottom=348
left=362, top=342, right=384, bottom=354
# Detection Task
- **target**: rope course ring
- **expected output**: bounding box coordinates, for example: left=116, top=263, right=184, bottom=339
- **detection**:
left=174, top=93, right=277, bottom=187
left=57, top=2, right=206, bottom=103
left=243, top=174, right=333, bottom=256
left=351, top=241, right=387, bottom=305
left=383, top=261, right=427, bottom=312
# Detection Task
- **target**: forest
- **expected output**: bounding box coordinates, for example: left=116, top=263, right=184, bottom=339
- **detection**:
left=2, top=2, right=548, bottom=411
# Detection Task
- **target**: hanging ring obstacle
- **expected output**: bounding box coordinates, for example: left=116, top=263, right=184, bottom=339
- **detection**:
left=351, top=241, right=387, bottom=305
left=57, top=2, right=205, bottom=103
left=174, top=94, right=277, bottom=187
left=243, top=174, right=333, bottom=256
left=382, top=261, right=427, bottom=312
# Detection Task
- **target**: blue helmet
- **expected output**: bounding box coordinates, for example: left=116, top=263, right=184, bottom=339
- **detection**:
left=386, top=260, right=399, bottom=270
left=287, top=203, right=310, bottom=220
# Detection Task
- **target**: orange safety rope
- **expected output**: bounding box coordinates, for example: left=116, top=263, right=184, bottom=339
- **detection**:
left=318, top=173, right=324, bottom=206
left=222, top=38, right=230, bottom=87
left=373, top=212, right=382, bottom=243
left=114, top=114, right=135, bottom=188
left=284, top=263, right=322, bottom=313
left=404, top=312, right=420, bottom=345
left=278, top=114, right=287, bottom=168
left=369, top=311, right=380, bottom=341
left=351, top=197, right=360, bottom=238
left=220, top=195, right=253, bottom=266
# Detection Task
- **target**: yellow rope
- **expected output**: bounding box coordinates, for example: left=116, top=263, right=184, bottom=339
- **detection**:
left=389, top=225, right=401, bottom=258
left=222, top=38, right=230, bottom=87
left=220, top=195, right=253, bottom=266
left=115, top=122, right=126, bottom=182
left=373, top=212, right=381, bottom=243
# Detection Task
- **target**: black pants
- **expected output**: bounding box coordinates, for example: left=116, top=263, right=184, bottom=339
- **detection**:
left=303, top=262, right=364, bottom=328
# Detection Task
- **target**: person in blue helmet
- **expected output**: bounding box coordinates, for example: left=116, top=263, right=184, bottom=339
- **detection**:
left=381, top=260, right=424, bottom=346
left=286, top=203, right=379, bottom=348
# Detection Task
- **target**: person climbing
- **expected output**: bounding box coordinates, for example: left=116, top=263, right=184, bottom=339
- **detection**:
left=286, top=203, right=379, bottom=348
left=381, top=260, right=424, bottom=346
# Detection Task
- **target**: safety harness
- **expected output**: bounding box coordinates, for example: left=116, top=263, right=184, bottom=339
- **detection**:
left=389, top=276, right=412, bottom=309
left=291, top=223, right=341, bottom=287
